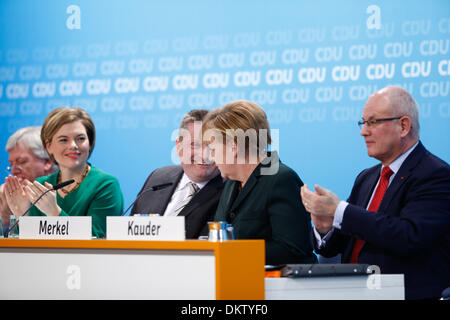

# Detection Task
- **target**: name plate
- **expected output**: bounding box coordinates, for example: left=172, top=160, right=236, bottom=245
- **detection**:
left=19, top=216, right=92, bottom=240
left=106, top=216, right=185, bottom=241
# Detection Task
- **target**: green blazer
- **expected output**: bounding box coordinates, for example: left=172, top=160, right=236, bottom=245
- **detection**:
left=214, top=152, right=317, bottom=265
left=30, top=165, right=124, bottom=239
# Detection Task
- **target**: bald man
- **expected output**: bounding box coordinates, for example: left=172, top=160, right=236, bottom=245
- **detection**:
left=301, top=86, right=450, bottom=299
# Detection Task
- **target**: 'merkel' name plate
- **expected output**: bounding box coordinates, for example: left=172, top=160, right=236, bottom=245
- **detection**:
left=19, top=216, right=92, bottom=240
left=106, top=216, right=185, bottom=240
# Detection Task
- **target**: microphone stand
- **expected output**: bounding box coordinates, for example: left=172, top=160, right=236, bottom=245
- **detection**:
left=121, top=182, right=173, bottom=216
left=6, top=179, right=75, bottom=236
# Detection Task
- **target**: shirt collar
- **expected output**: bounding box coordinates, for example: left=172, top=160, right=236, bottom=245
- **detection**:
left=383, top=141, right=419, bottom=174
left=179, top=173, right=208, bottom=191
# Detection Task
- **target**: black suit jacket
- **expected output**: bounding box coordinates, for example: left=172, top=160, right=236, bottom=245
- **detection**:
left=315, top=142, right=450, bottom=299
left=131, top=165, right=224, bottom=239
left=214, top=152, right=317, bottom=265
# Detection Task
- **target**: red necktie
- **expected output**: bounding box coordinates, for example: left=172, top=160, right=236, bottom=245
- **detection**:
left=350, top=166, right=394, bottom=263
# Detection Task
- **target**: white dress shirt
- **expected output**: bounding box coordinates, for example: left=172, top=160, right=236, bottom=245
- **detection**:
left=314, top=141, right=419, bottom=248
left=163, top=173, right=208, bottom=216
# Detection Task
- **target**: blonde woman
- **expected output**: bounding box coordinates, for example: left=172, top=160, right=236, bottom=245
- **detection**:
left=5, top=107, right=123, bottom=238
left=202, top=100, right=316, bottom=265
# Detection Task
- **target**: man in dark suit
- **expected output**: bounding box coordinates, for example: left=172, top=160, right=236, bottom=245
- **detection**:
left=301, top=86, right=450, bottom=299
left=131, top=110, right=223, bottom=239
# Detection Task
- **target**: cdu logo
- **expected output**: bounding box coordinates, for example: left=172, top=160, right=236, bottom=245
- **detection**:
left=366, top=63, right=395, bottom=80
left=265, top=69, right=293, bottom=86
left=249, top=89, right=277, bottom=105
left=298, top=67, right=326, bottom=84
left=282, top=88, right=310, bottom=104
left=349, top=44, right=377, bottom=61
left=331, top=65, right=360, bottom=82
left=401, top=61, right=431, bottom=78
left=249, top=50, right=276, bottom=67
left=187, top=93, right=215, bottom=108
left=143, top=76, right=169, bottom=92
left=203, top=73, right=229, bottom=89
left=234, top=71, right=261, bottom=87
left=281, top=49, right=309, bottom=64
left=218, top=53, right=245, bottom=69
left=384, top=42, right=413, bottom=58
left=315, top=46, right=343, bottom=63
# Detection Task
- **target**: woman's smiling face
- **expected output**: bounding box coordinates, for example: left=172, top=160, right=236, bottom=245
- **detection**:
left=45, top=120, right=90, bottom=170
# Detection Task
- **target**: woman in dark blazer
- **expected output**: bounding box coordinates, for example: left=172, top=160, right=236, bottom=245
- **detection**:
left=202, top=100, right=317, bottom=265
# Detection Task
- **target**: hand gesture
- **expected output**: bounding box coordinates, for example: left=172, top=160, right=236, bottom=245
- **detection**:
left=300, top=184, right=340, bottom=235
left=4, top=175, right=30, bottom=216
left=0, top=184, right=13, bottom=224
left=23, top=180, right=61, bottom=216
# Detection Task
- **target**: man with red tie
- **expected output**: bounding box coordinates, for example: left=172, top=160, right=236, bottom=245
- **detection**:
left=301, top=86, right=450, bottom=300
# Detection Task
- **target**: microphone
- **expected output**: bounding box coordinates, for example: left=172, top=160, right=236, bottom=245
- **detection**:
left=53, top=179, right=76, bottom=190
left=121, top=182, right=173, bottom=216
left=7, top=179, right=75, bottom=236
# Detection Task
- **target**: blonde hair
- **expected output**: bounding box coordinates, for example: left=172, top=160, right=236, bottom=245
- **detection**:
left=41, top=107, right=96, bottom=163
left=202, top=100, right=271, bottom=161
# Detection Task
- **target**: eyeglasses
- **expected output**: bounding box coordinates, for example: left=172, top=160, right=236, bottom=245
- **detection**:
left=357, top=117, right=402, bottom=129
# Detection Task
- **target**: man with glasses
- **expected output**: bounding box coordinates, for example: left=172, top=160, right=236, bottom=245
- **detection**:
left=1, top=127, right=57, bottom=235
left=301, top=86, right=450, bottom=299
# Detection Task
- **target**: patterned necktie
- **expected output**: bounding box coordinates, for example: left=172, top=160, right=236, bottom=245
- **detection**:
left=350, top=166, right=394, bottom=263
left=173, top=182, right=199, bottom=216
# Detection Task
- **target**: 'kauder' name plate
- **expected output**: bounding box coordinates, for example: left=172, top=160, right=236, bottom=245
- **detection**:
left=106, top=216, right=185, bottom=240
left=19, top=216, right=92, bottom=240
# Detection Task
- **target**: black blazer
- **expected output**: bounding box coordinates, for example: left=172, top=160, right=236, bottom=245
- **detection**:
left=314, top=142, right=450, bottom=299
left=214, top=152, right=317, bottom=265
left=131, top=165, right=224, bottom=239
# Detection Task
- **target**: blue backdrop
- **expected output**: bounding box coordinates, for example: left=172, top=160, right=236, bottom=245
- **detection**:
left=1, top=0, right=449, bottom=208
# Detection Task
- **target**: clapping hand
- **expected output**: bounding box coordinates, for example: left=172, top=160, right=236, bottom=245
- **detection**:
left=23, top=180, right=61, bottom=216
left=4, top=175, right=30, bottom=216
left=300, top=184, right=340, bottom=235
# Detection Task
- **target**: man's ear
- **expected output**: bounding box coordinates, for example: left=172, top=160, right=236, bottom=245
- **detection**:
left=400, top=116, right=412, bottom=138
left=43, top=159, right=54, bottom=173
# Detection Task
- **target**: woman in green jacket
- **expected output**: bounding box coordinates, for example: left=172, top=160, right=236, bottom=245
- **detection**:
left=5, top=107, right=123, bottom=238
left=202, top=100, right=317, bottom=265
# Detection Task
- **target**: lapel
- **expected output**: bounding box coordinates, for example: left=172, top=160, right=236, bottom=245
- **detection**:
left=361, top=165, right=382, bottom=208
left=178, top=174, right=223, bottom=218
left=229, top=151, right=278, bottom=213
left=218, top=180, right=240, bottom=220
left=230, top=172, right=258, bottom=212
left=378, top=141, right=426, bottom=213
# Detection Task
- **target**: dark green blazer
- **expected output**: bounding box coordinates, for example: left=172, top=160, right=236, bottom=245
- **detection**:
left=214, top=152, right=317, bottom=265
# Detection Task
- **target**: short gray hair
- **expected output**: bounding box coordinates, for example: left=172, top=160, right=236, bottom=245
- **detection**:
left=386, top=87, right=420, bottom=139
left=179, top=109, right=209, bottom=130
left=6, top=127, right=57, bottom=169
